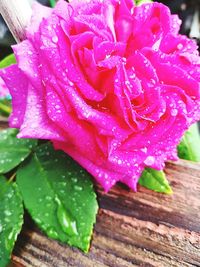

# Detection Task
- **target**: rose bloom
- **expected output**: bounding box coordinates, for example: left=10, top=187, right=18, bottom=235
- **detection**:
left=1, top=0, right=200, bottom=191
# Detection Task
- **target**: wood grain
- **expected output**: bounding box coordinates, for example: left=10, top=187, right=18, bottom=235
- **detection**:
left=1, top=122, right=200, bottom=266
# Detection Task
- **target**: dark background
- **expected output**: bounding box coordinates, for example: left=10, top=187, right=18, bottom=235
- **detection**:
left=0, top=0, right=49, bottom=59
left=0, top=0, right=200, bottom=59
left=159, top=0, right=200, bottom=39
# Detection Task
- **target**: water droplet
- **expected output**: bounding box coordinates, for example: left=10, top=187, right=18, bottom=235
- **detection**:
left=72, top=177, right=78, bottom=183
left=69, top=81, right=74, bottom=86
left=141, top=147, right=148, bottom=153
left=52, top=36, right=58, bottom=43
left=144, top=156, right=155, bottom=166
left=74, top=185, right=83, bottom=191
left=118, top=159, right=122, bottom=164
left=177, top=43, right=183, bottom=50
left=35, top=218, right=42, bottom=224
left=171, top=109, right=178, bottom=116
left=83, top=236, right=90, bottom=243
left=55, top=196, right=78, bottom=236
left=4, top=217, right=10, bottom=223
left=105, top=54, right=111, bottom=59
left=4, top=210, right=11, bottom=216
left=150, top=79, right=156, bottom=85
left=130, top=7, right=134, bottom=14
left=38, top=198, right=43, bottom=203
left=47, top=227, right=58, bottom=239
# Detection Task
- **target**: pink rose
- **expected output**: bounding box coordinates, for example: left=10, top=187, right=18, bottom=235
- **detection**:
left=1, top=0, right=200, bottom=191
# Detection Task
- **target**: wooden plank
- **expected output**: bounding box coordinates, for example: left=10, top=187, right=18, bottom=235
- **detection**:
left=1, top=122, right=200, bottom=266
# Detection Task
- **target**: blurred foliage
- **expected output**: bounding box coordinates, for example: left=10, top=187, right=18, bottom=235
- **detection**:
left=0, top=99, right=11, bottom=117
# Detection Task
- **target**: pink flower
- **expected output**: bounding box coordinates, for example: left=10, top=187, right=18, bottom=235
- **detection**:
left=0, top=77, right=10, bottom=99
left=1, top=0, right=200, bottom=191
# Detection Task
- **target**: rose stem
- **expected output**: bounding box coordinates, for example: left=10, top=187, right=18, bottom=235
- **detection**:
left=0, top=0, right=32, bottom=43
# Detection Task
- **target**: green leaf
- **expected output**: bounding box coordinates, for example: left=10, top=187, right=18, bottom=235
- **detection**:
left=16, top=143, right=98, bottom=252
left=178, top=123, right=200, bottom=162
left=0, top=99, right=12, bottom=117
left=0, top=176, right=24, bottom=267
left=0, top=128, right=38, bottom=174
left=0, top=54, right=16, bottom=69
left=0, top=54, right=15, bottom=116
left=139, top=168, right=173, bottom=194
left=49, top=0, right=56, bottom=7
left=135, top=0, right=153, bottom=5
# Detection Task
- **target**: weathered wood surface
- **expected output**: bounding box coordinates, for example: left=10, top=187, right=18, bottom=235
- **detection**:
left=1, top=121, right=200, bottom=267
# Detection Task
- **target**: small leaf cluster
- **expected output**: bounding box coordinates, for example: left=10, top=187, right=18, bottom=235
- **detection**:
left=0, top=129, right=98, bottom=266
left=139, top=168, right=172, bottom=194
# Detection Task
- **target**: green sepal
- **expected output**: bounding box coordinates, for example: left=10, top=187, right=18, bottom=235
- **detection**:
left=139, top=168, right=173, bottom=194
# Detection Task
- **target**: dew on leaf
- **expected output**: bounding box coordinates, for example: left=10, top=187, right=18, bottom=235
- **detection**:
left=74, top=185, right=83, bottom=191
left=55, top=196, right=78, bottom=236
left=47, top=227, right=58, bottom=239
